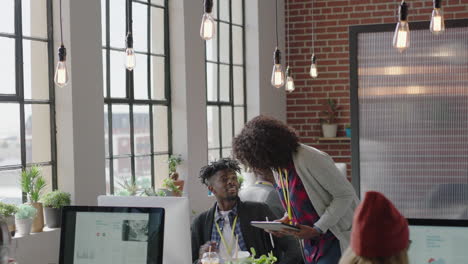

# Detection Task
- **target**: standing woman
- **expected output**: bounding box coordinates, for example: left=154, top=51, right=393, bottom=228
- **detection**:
left=232, top=115, right=359, bottom=264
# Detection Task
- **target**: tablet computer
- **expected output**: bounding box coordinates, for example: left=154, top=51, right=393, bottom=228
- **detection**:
left=250, top=221, right=300, bottom=232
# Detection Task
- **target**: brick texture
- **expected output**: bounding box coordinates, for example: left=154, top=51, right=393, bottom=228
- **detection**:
left=284, top=0, right=468, bottom=177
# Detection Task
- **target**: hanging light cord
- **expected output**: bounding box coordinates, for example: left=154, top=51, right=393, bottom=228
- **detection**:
left=59, top=0, right=63, bottom=44
left=275, top=0, right=279, bottom=47
left=285, top=0, right=289, bottom=65
left=126, top=0, right=130, bottom=33
left=311, top=0, right=314, bottom=53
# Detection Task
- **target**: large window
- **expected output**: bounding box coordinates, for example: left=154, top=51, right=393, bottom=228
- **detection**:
left=102, top=0, right=171, bottom=194
left=0, top=0, right=56, bottom=204
left=206, top=0, right=246, bottom=161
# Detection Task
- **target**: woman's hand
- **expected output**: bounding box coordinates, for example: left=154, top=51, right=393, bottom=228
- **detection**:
left=282, top=224, right=320, bottom=240
left=265, top=215, right=291, bottom=237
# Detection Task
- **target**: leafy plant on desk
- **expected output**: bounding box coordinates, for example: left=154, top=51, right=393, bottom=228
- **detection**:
left=249, top=248, right=277, bottom=264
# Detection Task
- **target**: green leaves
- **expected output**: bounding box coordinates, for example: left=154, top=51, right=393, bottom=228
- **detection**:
left=21, top=165, right=47, bottom=203
left=41, top=190, right=71, bottom=209
left=168, top=155, right=183, bottom=174
left=248, top=248, right=277, bottom=264
left=15, top=204, right=37, bottom=220
left=0, top=202, right=18, bottom=217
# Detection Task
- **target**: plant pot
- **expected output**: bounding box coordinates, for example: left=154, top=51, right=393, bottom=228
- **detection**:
left=30, top=202, right=44, bottom=233
left=157, top=188, right=174, bottom=197
left=173, top=180, right=185, bottom=197
left=322, top=123, right=338, bottom=138
left=345, top=127, right=351, bottom=138
left=4, top=215, right=15, bottom=235
left=44, top=207, right=62, bottom=228
left=15, top=218, right=33, bottom=236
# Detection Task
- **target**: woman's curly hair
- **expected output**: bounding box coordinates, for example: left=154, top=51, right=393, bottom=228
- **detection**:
left=232, top=115, right=299, bottom=171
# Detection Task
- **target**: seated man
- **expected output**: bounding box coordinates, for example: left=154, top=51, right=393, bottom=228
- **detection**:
left=191, top=158, right=302, bottom=264
left=239, top=168, right=284, bottom=219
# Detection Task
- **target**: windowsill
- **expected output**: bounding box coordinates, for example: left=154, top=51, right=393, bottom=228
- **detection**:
left=13, top=227, right=60, bottom=240
left=11, top=227, right=61, bottom=264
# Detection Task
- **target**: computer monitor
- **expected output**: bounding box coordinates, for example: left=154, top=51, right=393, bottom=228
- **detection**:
left=97, top=196, right=192, bottom=264
left=59, top=206, right=165, bottom=264
left=408, top=218, right=468, bottom=264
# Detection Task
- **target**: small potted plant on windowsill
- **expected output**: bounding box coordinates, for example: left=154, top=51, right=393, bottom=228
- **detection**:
left=160, top=178, right=182, bottom=197
left=320, top=98, right=340, bottom=138
left=41, top=190, right=71, bottom=228
left=14, top=204, right=37, bottom=236
left=167, top=155, right=184, bottom=196
left=0, top=202, right=18, bottom=235
left=21, top=165, right=46, bottom=233
left=116, top=178, right=140, bottom=196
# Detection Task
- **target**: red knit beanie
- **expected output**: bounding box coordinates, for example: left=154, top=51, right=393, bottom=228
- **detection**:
left=351, top=191, right=409, bottom=258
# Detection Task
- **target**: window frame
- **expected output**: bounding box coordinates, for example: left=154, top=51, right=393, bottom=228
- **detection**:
left=205, top=0, right=247, bottom=160
left=0, top=0, right=57, bottom=203
left=102, top=0, right=172, bottom=194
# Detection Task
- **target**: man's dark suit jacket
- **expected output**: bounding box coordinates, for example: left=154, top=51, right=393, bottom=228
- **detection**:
left=191, top=200, right=303, bottom=264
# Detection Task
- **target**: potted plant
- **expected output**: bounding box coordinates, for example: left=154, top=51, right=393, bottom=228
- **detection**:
left=116, top=178, right=140, bottom=196
left=320, top=98, right=340, bottom=138
left=20, top=165, right=46, bottom=233
left=14, top=204, right=37, bottom=236
left=167, top=155, right=184, bottom=195
left=345, top=124, right=351, bottom=138
left=141, top=188, right=167, bottom=197
left=41, top=190, right=71, bottom=228
left=0, top=202, right=18, bottom=235
left=160, top=178, right=182, bottom=197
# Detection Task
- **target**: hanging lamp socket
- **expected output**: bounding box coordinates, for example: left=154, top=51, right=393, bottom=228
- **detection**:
left=273, top=48, right=281, bottom=64
left=399, top=1, right=408, bottom=21
left=58, top=44, right=67, bottom=62
left=204, top=0, right=213, bottom=13
left=126, top=32, right=133, bottom=49
left=433, top=0, right=441, bottom=9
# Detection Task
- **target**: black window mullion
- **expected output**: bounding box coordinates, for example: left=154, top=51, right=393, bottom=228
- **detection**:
left=127, top=0, right=136, bottom=184
left=46, top=0, right=58, bottom=190
left=217, top=105, right=222, bottom=159
left=105, top=0, right=115, bottom=194
left=15, top=0, right=27, bottom=202
left=147, top=2, right=155, bottom=188
left=229, top=0, right=235, bottom=143
left=164, top=0, right=172, bottom=156
left=242, top=0, right=246, bottom=123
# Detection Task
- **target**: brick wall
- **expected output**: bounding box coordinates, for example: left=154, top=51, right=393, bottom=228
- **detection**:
left=284, top=0, right=468, bottom=177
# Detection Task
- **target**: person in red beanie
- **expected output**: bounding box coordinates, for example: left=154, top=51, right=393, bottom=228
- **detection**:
left=339, top=191, right=410, bottom=264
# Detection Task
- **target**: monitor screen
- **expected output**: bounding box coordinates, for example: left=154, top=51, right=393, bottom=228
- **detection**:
left=59, top=206, right=165, bottom=264
left=408, top=219, right=468, bottom=264
left=97, top=196, right=192, bottom=264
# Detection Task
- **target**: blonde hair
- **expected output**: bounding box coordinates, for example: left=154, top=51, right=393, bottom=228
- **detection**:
left=339, top=247, right=409, bottom=264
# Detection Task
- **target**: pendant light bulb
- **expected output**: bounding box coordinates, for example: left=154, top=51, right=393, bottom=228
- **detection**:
left=430, top=0, right=444, bottom=34
left=285, top=66, right=295, bottom=93
left=125, top=32, right=136, bottom=71
left=393, top=1, right=410, bottom=52
left=271, top=48, right=285, bottom=88
left=200, top=0, right=215, bottom=40
left=54, top=45, right=69, bottom=87
left=309, top=54, right=318, bottom=78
